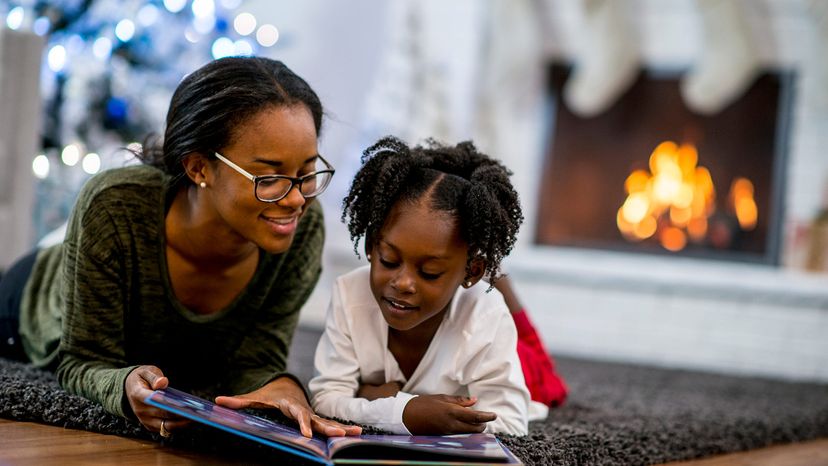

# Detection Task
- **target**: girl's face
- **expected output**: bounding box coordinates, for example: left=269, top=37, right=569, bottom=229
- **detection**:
left=368, top=197, right=474, bottom=332
left=205, top=104, right=320, bottom=254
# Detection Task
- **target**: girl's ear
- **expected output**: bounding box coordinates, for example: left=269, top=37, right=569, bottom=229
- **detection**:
left=363, top=233, right=375, bottom=261
left=462, top=258, right=486, bottom=288
left=182, top=152, right=211, bottom=186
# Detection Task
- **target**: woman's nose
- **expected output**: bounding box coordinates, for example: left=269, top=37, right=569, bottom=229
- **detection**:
left=277, top=183, right=307, bottom=209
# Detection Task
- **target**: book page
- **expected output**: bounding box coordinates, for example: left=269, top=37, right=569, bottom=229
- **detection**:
left=326, top=433, right=511, bottom=462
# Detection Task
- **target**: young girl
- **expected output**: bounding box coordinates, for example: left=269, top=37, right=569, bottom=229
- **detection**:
left=309, top=136, right=564, bottom=436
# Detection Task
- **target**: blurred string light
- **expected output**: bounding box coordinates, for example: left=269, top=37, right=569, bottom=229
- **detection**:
left=61, top=144, right=81, bottom=166
left=32, top=16, right=49, bottom=35
left=32, top=154, right=50, bottom=179
left=163, top=0, right=188, bottom=14
left=82, top=152, right=101, bottom=174
left=234, top=12, right=256, bottom=36
left=6, top=6, right=23, bottom=30
left=92, top=37, right=113, bottom=60
left=115, top=19, right=135, bottom=42
left=256, top=24, right=279, bottom=47
left=137, top=4, right=160, bottom=27
left=47, top=45, right=66, bottom=72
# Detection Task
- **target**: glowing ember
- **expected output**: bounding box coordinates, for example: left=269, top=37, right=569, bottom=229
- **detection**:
left=617, top=141, right=757, bottom=251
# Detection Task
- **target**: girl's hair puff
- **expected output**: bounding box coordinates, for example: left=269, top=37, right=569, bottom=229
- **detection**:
left=342, top=136, right=523, bottom=285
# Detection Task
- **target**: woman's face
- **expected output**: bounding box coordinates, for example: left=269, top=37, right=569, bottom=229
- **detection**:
left=368, top=198, right=471, bottom=332
left=206, top=104, right=320, bottom=254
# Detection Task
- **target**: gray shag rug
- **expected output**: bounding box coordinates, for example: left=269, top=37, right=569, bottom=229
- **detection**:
left=2, top=326, right=827, bottom=465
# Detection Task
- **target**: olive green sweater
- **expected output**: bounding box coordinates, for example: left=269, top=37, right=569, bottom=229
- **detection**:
left=18, top=165, right=323, bottom=418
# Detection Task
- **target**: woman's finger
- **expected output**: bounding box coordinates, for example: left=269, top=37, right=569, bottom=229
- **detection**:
left=285, top=402, right=313, bottom=438
left=137, top=366, right=168, bottom=390
left=214, top=395, right=273, bottom=410
left=158, top=418, right=191, bottom=431
left=312, top=416, right=362, bottom=437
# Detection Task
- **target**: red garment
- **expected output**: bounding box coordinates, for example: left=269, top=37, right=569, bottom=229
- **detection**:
left=513, top=309, right=568, bottom=407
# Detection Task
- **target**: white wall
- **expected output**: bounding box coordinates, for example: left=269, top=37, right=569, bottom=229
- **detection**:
left=0, top=30, right=44, bottom=269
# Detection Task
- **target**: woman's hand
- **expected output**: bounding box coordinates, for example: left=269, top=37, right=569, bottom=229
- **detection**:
left=124, top=365, right=190, bottom=435
left=402, top=395, right=496, bottom=435
left=357, top=381, right=403, bottom=401
left=214, top=376, right=362, bottom=438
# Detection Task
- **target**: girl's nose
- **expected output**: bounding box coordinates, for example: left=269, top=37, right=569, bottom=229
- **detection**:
left=391, top=268, right=415, bottom=294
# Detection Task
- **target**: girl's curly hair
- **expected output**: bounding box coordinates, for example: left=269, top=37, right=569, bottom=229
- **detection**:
left=341, top=136, right=523, bottom=285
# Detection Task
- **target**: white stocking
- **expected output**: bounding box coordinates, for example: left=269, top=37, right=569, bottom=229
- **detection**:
left=562, top=0, right=638, bottom=118
left=680, top=0, right=760, bottom=115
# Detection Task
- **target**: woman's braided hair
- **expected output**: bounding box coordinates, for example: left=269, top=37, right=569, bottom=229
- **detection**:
left=342, top=136, right=523, bottom=285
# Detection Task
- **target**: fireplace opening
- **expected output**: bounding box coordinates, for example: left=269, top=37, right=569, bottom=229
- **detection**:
left=535, top=65, right=792, bottom=265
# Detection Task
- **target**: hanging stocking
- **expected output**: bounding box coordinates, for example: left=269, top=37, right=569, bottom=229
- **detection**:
left=680, top=0, right=760, bottom=115
left=562, top=0, right=639, bottom=118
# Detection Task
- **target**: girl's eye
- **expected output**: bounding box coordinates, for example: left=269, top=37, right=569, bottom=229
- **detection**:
left=379, top=258, right=398, bottom=269
left=420, top=271, right=442, bottom=280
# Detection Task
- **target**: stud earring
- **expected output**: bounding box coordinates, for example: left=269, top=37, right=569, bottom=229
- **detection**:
left=464, top=281, right=472, bottom=288
left=366, top=254, right=372, bottom=261
left=199, top=182, right=207, bottom=188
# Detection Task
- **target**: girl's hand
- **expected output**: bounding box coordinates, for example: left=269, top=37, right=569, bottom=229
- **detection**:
left=125, top=365, right=190, bottom=435
left=357, top=381, right=403, bottom=401
left=214, top=376, right=362, bottom=438
left=402, top=395, right=496, bottom=435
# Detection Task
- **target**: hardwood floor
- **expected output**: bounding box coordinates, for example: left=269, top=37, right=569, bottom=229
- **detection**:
left=1, top=418, right=826, bottom=465
left=657, top=438, right=828, bottom=466
left=0, top=419, right=241, bottom=465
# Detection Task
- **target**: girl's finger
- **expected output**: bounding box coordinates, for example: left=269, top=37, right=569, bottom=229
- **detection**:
left=455, top=408, right=497, bottom=424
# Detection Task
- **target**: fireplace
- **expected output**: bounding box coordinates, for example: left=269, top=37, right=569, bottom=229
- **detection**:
left=535, top=65, right=793, bottom=265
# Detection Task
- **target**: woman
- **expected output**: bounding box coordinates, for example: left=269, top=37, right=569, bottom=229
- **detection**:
left=0, top=57, right=360, bottom=439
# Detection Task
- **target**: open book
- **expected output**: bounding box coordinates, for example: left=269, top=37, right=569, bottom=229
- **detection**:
left=145, top=388, right=522, bottom=465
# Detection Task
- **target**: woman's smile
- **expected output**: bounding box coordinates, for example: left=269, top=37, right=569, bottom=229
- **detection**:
left=261, top=213, right=300, bottom=235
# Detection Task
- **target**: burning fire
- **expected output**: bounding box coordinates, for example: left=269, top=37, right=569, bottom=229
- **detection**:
left=617, top=141, right=758, bottom=251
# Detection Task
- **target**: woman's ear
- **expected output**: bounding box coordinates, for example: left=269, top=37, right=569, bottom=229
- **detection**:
left=182, top=152, right=210, bottom=187
left=462, top=258, right=487, bottom=288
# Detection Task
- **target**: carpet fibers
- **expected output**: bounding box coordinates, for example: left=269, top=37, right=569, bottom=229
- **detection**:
left=2, top=326, right=827, bottom=465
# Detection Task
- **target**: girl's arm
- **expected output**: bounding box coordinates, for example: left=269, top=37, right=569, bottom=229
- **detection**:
left=308, top=281, right=417, bottom=435
left=464, top=309, right=531, bottom=436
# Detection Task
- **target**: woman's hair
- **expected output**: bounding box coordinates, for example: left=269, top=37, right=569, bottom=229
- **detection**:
left=137, top=56, right=323, bottom=191
left=342, top=136, right=523, bottom=285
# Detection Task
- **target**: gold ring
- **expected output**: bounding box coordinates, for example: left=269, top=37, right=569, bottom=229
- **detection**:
left=160, top=419, right=171, bottom=438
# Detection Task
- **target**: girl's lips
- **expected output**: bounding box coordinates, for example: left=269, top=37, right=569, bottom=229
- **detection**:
left=383, top=297, right=418, bottom=311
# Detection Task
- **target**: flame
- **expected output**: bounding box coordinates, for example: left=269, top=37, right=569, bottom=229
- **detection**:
left=729, top=177, right=758, bottom=230
left=617, top=141, right=757, bottom=252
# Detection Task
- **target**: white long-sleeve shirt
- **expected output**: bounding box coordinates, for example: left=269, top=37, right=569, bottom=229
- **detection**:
left=309, top=266, right=547, bottom=436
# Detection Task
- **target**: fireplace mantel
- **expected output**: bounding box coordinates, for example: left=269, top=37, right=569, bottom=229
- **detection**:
left=509, top=246, right=828, bottom=309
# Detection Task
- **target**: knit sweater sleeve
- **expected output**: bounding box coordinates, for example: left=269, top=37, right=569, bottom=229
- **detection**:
left=55, top=184, right=139, bottom=419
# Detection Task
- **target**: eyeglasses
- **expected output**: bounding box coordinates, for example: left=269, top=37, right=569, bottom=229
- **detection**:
left=213, top=151, right=335, bottom=203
